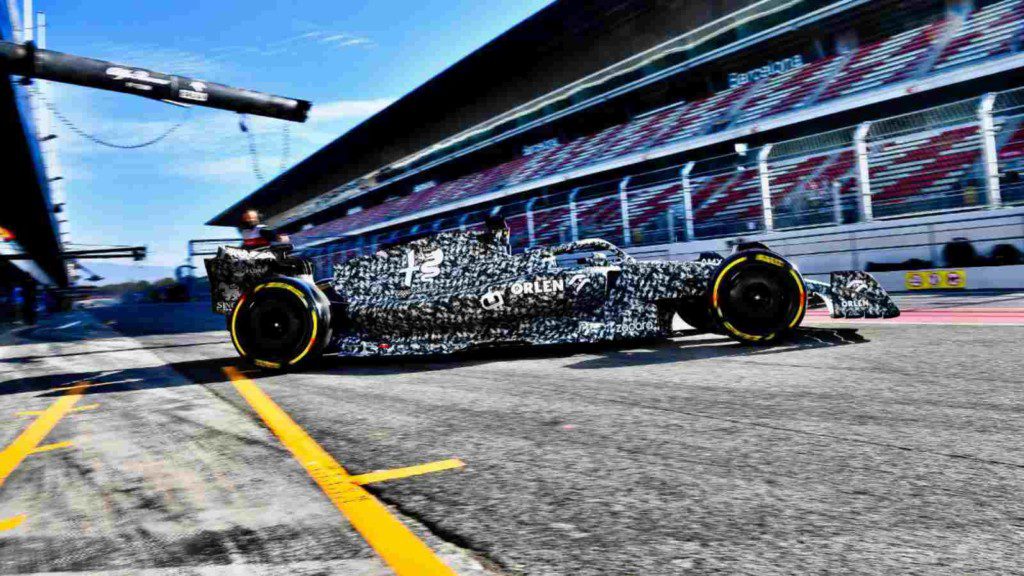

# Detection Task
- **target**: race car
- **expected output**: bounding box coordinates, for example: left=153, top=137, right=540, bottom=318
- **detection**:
left=206, top=220, right=899, bottom=370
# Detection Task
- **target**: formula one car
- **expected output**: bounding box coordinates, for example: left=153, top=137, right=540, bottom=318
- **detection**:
left=206, top=221, right=899, bottom=370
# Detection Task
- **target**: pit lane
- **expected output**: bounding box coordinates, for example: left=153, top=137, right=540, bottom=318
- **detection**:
left=1, top=294, right=1023, bottom=575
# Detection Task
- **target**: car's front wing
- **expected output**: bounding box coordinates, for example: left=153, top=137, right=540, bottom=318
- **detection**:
left=805, top=271, right=900, bottom=319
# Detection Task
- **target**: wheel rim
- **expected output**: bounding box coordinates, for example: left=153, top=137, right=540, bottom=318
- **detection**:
left=233, top=285, right=314, bottom=366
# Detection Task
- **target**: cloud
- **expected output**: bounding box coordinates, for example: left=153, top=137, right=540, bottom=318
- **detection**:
left=310, top=98, right=395, bottom=121
left=294, top=30, right=375, bottom=48
left=319, top=34, right=373, bottom=48
left=203, top=30, right=374, bottom=59
left=81, top=41, right=224, bottom=78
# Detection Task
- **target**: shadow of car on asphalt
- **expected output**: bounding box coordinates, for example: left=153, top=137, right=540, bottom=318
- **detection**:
left=296, top=326, right=867, bottom=376
left=0, top=327, right=866, bottom=398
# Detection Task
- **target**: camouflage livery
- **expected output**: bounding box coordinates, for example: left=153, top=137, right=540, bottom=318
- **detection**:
left=206, top=225, right=899, bottom=362
left=327, top=228, right=719, bottom=356
left=804, top=272, right=902, bottom=319
left=205, top=246, right=312, bottom=314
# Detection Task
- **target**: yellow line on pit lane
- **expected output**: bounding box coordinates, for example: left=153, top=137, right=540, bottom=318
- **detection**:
left=350, top=459, right=465, bottom=486
left=223, top=366, right=459, bottom=576
left=17, top=404, right=99, bottom=417
left=0, top=382, right=88, bottom=530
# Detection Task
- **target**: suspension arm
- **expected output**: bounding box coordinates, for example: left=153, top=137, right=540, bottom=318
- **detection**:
left=0, top=41, right=311, bottom=122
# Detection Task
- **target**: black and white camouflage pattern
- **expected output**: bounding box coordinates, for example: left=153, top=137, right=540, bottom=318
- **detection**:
left=205, top=246, right=312, bottom=315
left=805, top=272, right=901, bottom=319
left=208, top=227, right=899, bottom=357
left=326, top=228, right=718, bottom=357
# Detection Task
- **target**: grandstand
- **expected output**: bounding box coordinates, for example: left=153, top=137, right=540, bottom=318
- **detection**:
left=211, top=0, right=1024, bottom=279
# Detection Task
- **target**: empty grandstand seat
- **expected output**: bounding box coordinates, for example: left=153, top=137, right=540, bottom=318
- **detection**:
left=507, top=136, right=592, bottom=185
left=933, top=0, right=1024, bottom=72
left=868, top=124, right=983, bottom=216
left=734, top=57, right=842, bottom=125
left=817, top=20, right=949, bottom=103
left=997, top=121, right=1024, bottom=168
left=690, top=168, right=762, bottom=237
left=751, top=150, right=857, bottom=227
left=996, top=119, right=1024, bottom=204
left=530, top=205, right=573, bottom=247
left=506, top=213, right=531, bottom=250
left=556, top=125, right=631, bottom=175
left=575, top=194, right=622, bottom=239
left=627, top=182, right=684, bottom=243
left=651, top=84, right=754, bottom=146
left=591, top=104, right=690, bottom=165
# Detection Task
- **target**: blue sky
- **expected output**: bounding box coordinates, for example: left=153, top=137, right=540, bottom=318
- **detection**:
left=32, top=0, right=551, bottom=282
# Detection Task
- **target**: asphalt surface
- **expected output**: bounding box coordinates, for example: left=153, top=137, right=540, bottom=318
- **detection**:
left=1, top=295, right=1023, bottom=575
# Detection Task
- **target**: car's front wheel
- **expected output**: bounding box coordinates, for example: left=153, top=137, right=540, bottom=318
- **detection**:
left=708, top=250, right=806, bottom=343
left=229, top=276, right=331, bottom=370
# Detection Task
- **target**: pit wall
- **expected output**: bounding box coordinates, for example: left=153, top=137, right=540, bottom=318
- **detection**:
left=627, top=205, right=1024, bottom=292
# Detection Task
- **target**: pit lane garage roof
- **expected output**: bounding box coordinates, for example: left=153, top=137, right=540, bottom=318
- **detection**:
left=208, top=0, right=774, bottom=227
left=1, top=8, right=66, bottom=287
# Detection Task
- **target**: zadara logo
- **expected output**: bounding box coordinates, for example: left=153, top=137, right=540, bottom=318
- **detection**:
left=400, top=249, right=444, bottom=287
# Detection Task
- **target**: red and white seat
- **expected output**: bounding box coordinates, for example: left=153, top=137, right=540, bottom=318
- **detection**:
left=868, top=124, right=982, bottom=212
left=734, top=57, right=842, bottom=125
left=817, top=20, right=949, bottom=102
left=530, top=205, right=573, bottom=246
left=627, top=182, right=685, bottom=235
left=933, top=0, right=1024, bottom=72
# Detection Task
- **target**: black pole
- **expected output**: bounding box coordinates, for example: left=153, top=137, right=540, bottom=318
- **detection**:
left=1, top=247, right=147, bottom=260
left=0, top=41, right=311, bottom=122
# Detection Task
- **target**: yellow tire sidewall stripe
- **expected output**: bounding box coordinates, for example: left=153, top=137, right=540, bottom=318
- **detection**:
left=233, top=282, right=322, bottom=368
left=712, top=255, right=805, bottom=341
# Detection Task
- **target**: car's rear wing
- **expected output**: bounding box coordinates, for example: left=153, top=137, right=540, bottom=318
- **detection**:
left=205, top=247, right=312, bottom=315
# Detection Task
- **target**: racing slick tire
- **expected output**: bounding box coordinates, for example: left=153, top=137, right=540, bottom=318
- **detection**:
left=708, top=250, right=806, bottom=344
left=228, top=276, right=332, bottom=370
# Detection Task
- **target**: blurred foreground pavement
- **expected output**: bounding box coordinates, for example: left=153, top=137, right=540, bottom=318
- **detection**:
left=0, top=295, right=1023, bottom=574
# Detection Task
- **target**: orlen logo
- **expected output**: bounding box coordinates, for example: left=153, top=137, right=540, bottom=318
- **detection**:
left=400, top=249, right=444, bottom=287
left=509, top=277, right=565, bottom=296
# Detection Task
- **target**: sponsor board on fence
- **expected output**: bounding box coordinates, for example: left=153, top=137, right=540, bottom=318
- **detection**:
left=905, top=269, right=967, bottom=290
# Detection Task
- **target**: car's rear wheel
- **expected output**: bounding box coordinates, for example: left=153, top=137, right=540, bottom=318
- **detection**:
left=229, top=277, right=331, bottom=370
left=708, top=250, right=806, bottom=343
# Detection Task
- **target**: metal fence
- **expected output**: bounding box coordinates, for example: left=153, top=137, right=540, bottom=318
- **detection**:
left=303, top=87, right=1024, bottom=279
